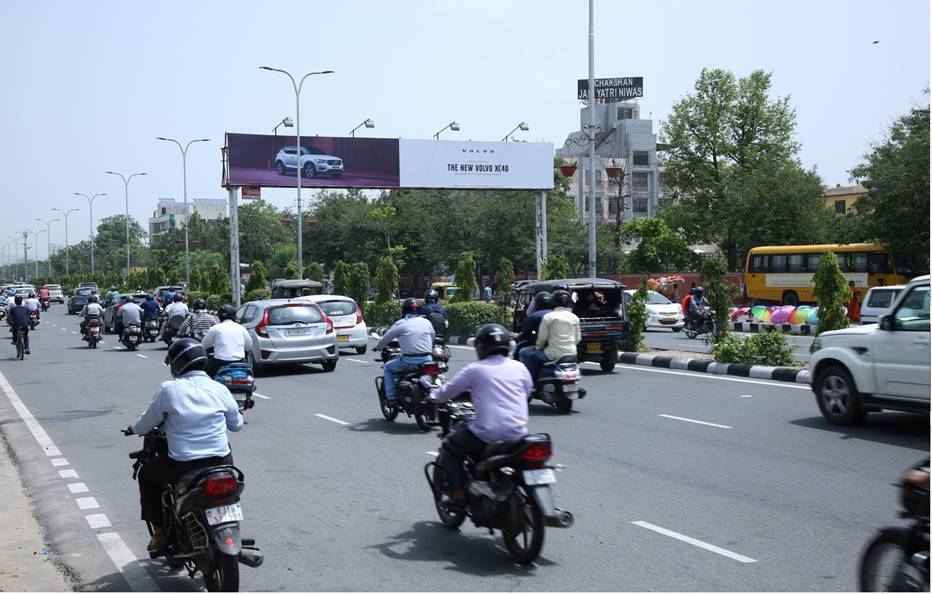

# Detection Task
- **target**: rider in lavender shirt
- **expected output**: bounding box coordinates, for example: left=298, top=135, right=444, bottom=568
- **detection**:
left=431, top=324, right=532, bottom=510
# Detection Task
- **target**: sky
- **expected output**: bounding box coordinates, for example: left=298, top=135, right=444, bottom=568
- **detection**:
left=1, top=0, right=928, bottom=263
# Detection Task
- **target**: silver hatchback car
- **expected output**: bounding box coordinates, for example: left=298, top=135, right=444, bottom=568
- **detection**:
left=235, top=300, right=338, bottom=372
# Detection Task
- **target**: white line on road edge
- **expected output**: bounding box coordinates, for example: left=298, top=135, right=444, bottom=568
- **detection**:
left=86, top=513, right=112, bottom=529
left=135, top=354, right=147, bottom=359
left=632, top=521, right=757, bottom=563
left=58, top=469, right=79, bottom=479
left=51, top=458, right=69, bottom=467
left=610, top=363, right=811, bottom=390
left=346, top=358, right=368, bottom=364
left=314, top=413, right=350, bottom=426
left=67, top=482, right=89, bottom=494
left=96, top=533, right=160, bottom=591
left=426, top=451, right=438, bottom=457
left=658, top=414, right=732, bottom=429
left=0, top=371, right=61, bottom=456
left=253, top=393, right=271, bottom=400
left=71, top=331, right=78, bottom=334
left=76, top=497, right=100, bottom=510
left=740, top=394, right=753, bottom=398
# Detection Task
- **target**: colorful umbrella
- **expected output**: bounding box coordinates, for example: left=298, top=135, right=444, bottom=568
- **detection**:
left=750, top=305, right=769, bottom=321
left=732, top=306, right=750, bottom=321
left=789, top=308, right=809, bottom=324
left=806, top=308, right=820, bottom=325
left=770, top=306, right=796, bottom=324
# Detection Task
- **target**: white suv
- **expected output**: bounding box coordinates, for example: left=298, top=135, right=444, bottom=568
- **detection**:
left=809, top=274, right=930, bottom=425
left=274, top=145, right=343, bottom=178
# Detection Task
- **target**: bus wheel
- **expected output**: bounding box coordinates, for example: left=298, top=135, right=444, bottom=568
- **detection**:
left=782, top=291, right=800, bottom=307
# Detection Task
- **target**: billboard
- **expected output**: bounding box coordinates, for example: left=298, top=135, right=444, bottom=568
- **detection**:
left=577, top=77, right=644, bottom=102
left=225, top=133, right=553, bottom=190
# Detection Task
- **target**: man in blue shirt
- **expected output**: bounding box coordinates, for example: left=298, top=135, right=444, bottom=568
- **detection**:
left=140, top=294, right=161, bottom=322
left=128, top=339, right=242, bottom=552
left=375, top=298, right=435, bottom=402
left=421, top=289, right=448, bottom=343
left=514, top=291, right=553, bottom=350
left=8, top=296, right=30, bottom=354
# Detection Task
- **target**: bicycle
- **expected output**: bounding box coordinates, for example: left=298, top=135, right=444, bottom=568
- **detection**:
left=14, top=328, right=26, bottom=360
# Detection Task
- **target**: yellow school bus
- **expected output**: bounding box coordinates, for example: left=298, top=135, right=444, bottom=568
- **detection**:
left=745, top=243, right=910, bottom=306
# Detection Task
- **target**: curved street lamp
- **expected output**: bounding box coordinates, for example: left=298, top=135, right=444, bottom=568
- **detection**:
left=157, top=137, right=210, bottom=283
left=349, top=118, right=375, bottom=137
left=502, top=121, right=529, bottom=142
left=34, top=217, right=60, bottom=277
left=434, top=121, right=460, bottom=139
left=105, top=170, right=146, bottom=278
left=74, top=192, right=107, bottom=274
left=51, top=207, right=79, bottom=276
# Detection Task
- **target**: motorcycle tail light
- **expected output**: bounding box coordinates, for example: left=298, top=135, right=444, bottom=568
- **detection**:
left=204, top=476, right=237, bottom=496
left=521, top=442, right=552, bottom=464
left=422, top=363, right=441, bottom=376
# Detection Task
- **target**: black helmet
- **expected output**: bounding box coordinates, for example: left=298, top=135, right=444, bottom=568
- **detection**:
left=192, top=297, right=207, bottom=311
left=172, top=293, right=183, bottom=302
left=401, top=298, right=421, bottom=317
left=533, top=291, right=553, bottom=310
left=552, top=289, right=572, bottom=308
left=425, top=289, right=440, bottom=304
left=89, top=294, right=99, bottom=303
left=146, top=293, right=153, bottom=301
left=474, top=324, right=511, bottom=360
left=217, top=304, right=236, bottom=321
left=167, top=338, right=208, bottom=377
left=694, top=287, right=704, bottom=298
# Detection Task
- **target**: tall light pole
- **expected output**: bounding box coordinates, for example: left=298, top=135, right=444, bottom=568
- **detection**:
left=31, top=229, right=47, bottom=280
left=34, top=218, right=60, bottom=277
left=106, top=171, right=146, bottom=279
left=74, top=192, right=107, bottom=275
left=157, top=137, right=210, bottom=283
left=260, top=66, right=334, bottom=279
left=20, top=231, right=29, bottom=282
left=587, top=0, right=597, bottom=278
left=52, top=208, right=79, bottom=276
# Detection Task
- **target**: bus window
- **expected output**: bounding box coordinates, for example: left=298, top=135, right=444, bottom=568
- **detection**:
left=770, top=254, right=787, bottom=273
left=788, top=254, right=804, bottom=273
left=869, top=252, right=891, bottom=273
left=851, top=252, right=869, bottom=273
left=835, top=253, right=850, bottom=272
left=805, top=254, right=821, bottom=272
left=750, top=255, right=765, bottom=273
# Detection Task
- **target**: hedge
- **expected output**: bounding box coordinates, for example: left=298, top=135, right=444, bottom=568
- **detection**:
left=244, top=288, right=271, bottom=303
left=365, top=301, right=401, bottom=327
left=446, top=302, right=510, bottom=337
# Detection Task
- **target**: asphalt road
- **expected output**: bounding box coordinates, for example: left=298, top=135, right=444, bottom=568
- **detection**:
left=0, top=307, right=927, bottom=591
left=644, top=328, right=816, bottom=362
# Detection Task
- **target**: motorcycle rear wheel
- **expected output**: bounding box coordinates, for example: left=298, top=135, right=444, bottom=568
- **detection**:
left=202, top=551, right=239, bottom=592
left=377, top=378, right=398, bottom=421
left=683, top=328, right=698, bottom=339
left=502, top=487, right=545, bottom=565
left=555, top=398, right=573, bottom=414
left=431, top=454, right=466, bottom=529
left=859, top=532, right=927, bottom=591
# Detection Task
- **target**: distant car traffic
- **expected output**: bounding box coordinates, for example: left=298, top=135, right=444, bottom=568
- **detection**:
left=68, top=287, right=98, bottom=315
left=44, top=284, right=64, bottom=304
left=624, top=289, right=685, bottom=331
left=153, top=285, right=186, bottom=306
left=274, top=145, right=344, bottom=178
left=296, top=294, right=367, bottom=355
left=860, top=285, right=905, bottom=325
left=103, top=292, right=147, bottom=334
left=235, top=299, right=338, bottom=372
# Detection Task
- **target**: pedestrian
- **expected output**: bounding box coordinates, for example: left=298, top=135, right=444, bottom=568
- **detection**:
left=483, top=285, right=493, bottom=303
left=847, top=281, right=861, bottom=323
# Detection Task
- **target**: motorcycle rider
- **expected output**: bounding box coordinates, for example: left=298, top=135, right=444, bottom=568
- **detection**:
left=201, top=304, right=252, bottom=377
left=178, top=298, right=218, bottom=341
left=38, top=286, right=50, bottom=309
left=106, top=286, right=120, bottom=301
left=519, top=289, right=580, bottom=382
left=681, top=287, right=695, bottom=318
left=127, top=338, right=242, bottom=552
left=164, top=293, right=189, bottom=319
left=8, top=296, right=31, bottom=354
left=374, top=298, right=435, bottom=403
left=119, top=296, right=144, bottom=337
left=140, top=293, right=161, bottom=323
left=421, top=289, right=448, bottom=343
left=687, top=286, right=710, bottom=329
left=429, top=324, right=532, bottom=511
left=79, top=294, right=105, bottom=336
left=514, top=291, right=553, bottom=350
left=23, top=292, right=40, bottom=320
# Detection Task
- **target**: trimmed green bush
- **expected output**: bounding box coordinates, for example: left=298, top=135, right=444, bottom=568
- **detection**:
left=813, top=251, right=851, bottom=335
left=700, top=252, right=736, bottom=343
left=446, top=301, right=510, bottom=337
left=712, top=330, right=797, bottom=367
left=451, top=251, right=478, bottom=303
left=244, top=288, right=270, bottom=303
left=375, top=256, right=399, bottom=305
left=206, top=294, right=224, bottom=311
left=365, top=300, right=401, bottom=327
left=626, top=275, right=649, bottom=352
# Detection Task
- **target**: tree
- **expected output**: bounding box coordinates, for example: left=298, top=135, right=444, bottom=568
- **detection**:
left=812, top=251, right=851, bottom=335
left=451, top=251, right=477, bottom=302
left=246, top=261, right=268, bottom=292
left=305, top=262, right=325, bottom=282
left=349, top=262, right=370, bottom=313
left=333, top=260, right=351, bottom=296
left=495, top=257, right=515, bottom=302
left=850, top=98, right=930, bottom=270
left=621, top=217, right=692, bottom=273
left=626, top=276, right=650, bottom=352
left=238, top=200, right=291, bottom=265
left=375, top=256, right=399, bottom=305
left=209, top=264, right=230, bottom=296
left=283, top=260, right=298, bottom=280
left=700, top=253, right=735, bottom=343
left=542, top=254, right=570, bottom=280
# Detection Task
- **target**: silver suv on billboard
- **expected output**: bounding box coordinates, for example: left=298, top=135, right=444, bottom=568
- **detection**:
left=275, top=145, right=344, bottom=178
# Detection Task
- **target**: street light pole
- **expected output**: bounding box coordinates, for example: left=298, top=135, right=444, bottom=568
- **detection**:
left=74, top=193, right=107, bottom=275
left=34, top=218, right=60, bottom=277
left=51, top=208, right=79, bottom=276
left=20, top=231, right=29, bottom=282
left=106, top=171, right=146, bottom=280
left=587, top=0, right=597, bottom=278
left=260, top=66, right=334, bottom=280
left=157, top=137, right=210, bottom=283
left=31, top=229, right=47, bottom=279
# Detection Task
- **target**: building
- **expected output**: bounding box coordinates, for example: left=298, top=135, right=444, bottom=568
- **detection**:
left=556, top=101, right=660, bottom=224
left=824, top=184, right=868, bottom=214
left=148, top=198, right=228, bottom=237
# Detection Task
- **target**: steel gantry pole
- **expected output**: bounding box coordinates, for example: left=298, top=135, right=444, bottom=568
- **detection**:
left=587, top=0, right=598, bottom=278
left=74, top=193, right=107, bottom=275
left=106, top=171, right=146, bottom=280
left=34, top=218, right=60, bottom=277
left=157, top=137, right=209, bottom=283
left=260, top=66, right=334, bottom=279
left=51, top=208, right=79, bottom=277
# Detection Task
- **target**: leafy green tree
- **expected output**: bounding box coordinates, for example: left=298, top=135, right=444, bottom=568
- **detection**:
left=542, top=254, right=570, bottom=280
left=349, top=262, right=371, bottom=313
left=495, top=257, right=515, bottom=302
left=282, top=260, right=298, bottom=280
left=700, top=253, right=735, bottom=343
left=268, top=244, right=297, bottom=280
left=626, top=275, right=650, bottom=351
left=375, top=256, right=399, bottom=305
left=812, top=251, right=851, bottom=335
left=621, top=217, right=692, bottom=273
left=246, top=261, right=268, bottom=292
left=209, top=264, right=230, bottom=296
left=451, top=251, right=477, bottom=302
left=333, top=261, right=351, bottom=296
left=850, top=99, right=930, bottom=270
left=238, top=200, right=291, bottom=265
left=305, top=262, right=325, bottom=282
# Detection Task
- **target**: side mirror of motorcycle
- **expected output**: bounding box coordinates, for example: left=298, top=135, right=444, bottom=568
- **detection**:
left=369, top=332, right=381, bottom=341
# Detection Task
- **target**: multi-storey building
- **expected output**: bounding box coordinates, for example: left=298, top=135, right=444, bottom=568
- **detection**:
left=148, top=198, right=228, bottom=237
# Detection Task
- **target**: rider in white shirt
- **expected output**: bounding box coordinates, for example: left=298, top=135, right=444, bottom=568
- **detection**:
left=201, top=304, right=252, bottom=377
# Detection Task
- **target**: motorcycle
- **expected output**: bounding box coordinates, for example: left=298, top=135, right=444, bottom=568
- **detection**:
left=0, top=303, right=7, bottom=321
left=40, top=298, right=49, bottom=312
left=28, top=309, right=39, bottom=330
left=123, top=428, right=262, bottom=592
left=122, top=323, right=143, bottom=351
left=424, top=399, right=573, bottom=565
left=162, top=314, right=186, bottom=346
left=859, top=462, right=929, bottom=591
left=83, top=317, right=103, bottom=349
left=372, top=336, right=444, bottom=431
left=213, top=363, right=256, bottom=413
left=683, top=306, right=715, bottom=339
left=532, top=355, right=586, bottom=414
left=144, top=318, right=161, bottom=343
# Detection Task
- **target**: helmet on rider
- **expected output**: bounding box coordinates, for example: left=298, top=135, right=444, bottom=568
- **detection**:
left=167, top=338, right=208, bottom=377
left=146, top=294, right=153, bottom=301
left=88, top=294, right=99, bottom=303
left=474, top=324, right=511, bottom=360
left=172, top=293, right=183, bottom=303
left=694, top=287, right=704, bottom=299
left=109, top=286, right=116, bottom=292
left=533, top=291, right=553, bottom=310
left=401, top=298, right=421, bottom=317
left=216, top=304, right=236, bottom=321
left=28, top=292, right=35, bottom=298
left=121, top=295, right=131, bottom=304
left=551, top=289, right=572, bottom=308
left=424, top=289, right=440, bottom=304
left=192, top=297, right=207, bottom=311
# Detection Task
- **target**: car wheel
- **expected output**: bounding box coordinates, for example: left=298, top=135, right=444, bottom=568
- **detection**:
left=815, top=365, right=866, bottom=425
left=355, top=345, right=366, bottom=355
left=321, top=359, right=337, bottom=372
left=302, top=163, right=317, bottom=178
left=275, top=160, right=285, bottom=175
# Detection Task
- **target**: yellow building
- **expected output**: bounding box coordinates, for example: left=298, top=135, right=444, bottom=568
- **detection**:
left=824, top=184, right=868, bottom=213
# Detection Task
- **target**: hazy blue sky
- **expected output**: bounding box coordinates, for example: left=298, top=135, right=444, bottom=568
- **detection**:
left=1, top=0, right=928, bottom=262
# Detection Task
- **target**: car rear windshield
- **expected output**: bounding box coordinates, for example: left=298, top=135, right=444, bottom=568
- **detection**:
left=867, top=289, right=900, bottom=308
left=46, top=285, right=61, bottom=290
left=317, top=300, right=356, bottom=316
left=268, top=305, right=323, bottom=325
left=646, top=291, right=671, bottom=305
left=76, top=288, right=94, bottom=296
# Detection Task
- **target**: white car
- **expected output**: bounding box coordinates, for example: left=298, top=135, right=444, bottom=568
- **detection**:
left=624, top=289, right=684, bottom=331
left=860, top=285, right=905, bottom=324
left=296, top=294, right=367, bottom=355
left=274, top=145, right=344, bottom=178
left=809, top=275, right=929, bottom=425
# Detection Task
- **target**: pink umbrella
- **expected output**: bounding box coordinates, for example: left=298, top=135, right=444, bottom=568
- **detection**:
left=770, top=305, right=796, bottom=324
left=732, top=307, right=750, bottom=321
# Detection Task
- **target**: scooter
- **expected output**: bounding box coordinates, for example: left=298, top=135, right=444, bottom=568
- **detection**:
left=683, top=306, right=716, bottom=339
left=531, top=355, right=586, bottom=414
left=122, top=323, right=143, bottom=351
left=28, top=309, right=39, bottom=330
left=144, top=318, right=161, bottom=343
left=213, top=363, right=256, bottom=413
left=83, top=318, right=102, bottom=349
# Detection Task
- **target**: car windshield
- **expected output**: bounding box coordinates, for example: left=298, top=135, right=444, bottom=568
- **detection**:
left=268, top=305, right=323, bottom=325
left=317, top=300, right=356, bottom=316
left=646, top=291, right=671, bottom=305
left=867, top=289, right=900, bottom=308
left=46, top=285, right=61, bottom=290
left=76, top=288, right=93, bottom=296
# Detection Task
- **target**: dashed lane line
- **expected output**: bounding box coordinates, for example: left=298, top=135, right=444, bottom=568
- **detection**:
left=314, top=413, right=350, bottom=426
left=58, top=469, right=80, bottom=479
left=253, top=393, right=271, bottom=400
left=346, top=358, right=368, bottom=364
left=658, top=414, right=732, bottom=429
left=632, top=521, right=757, bottom=563
left=67, top=482, right=89, bottom=494
left=86, top=513, right=112, bottom=529
left=135, top=354, right=147, bottom=359
left=76, top=497, right=100, bottom=510
left=0, top=371, right=61, bottom=456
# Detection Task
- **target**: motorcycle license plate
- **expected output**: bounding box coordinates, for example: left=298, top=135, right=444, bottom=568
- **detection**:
left=586, top=342, right=602, bottom=353
left=337, top=334, right=350, bottom=342
left=523, top=468, right=556, bottom=485
left=205, top=503, right=243, bottom=526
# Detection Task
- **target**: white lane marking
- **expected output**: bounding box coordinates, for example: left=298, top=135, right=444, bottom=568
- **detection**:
left=0, top=370, right=62, bottom=456
left=86, top=513, right=112, bottom=529
left=658, top=414, right=732, bottom=429
left=51, top=458, right=69, bottom=467
left=449, top=345, right=472, bottom=351
left=314, top=413, right=350, bottom=426
left=135, top=354, right=147, bottom=359
left=426, top=451, right=439, bottom=457
left=58, top=469, right=80, bottom=479
left=632, top=521, right=757, bottom=563
left=253, top=393, right=271, bottom=400
left=96, top=532, right=161, bottom=591
left=740, top=394, right=753, bottom=398
left=76, top=497, right=100, bottom=510
left=72, top=331, right=78, bottom=334
left=346, top=358, right=368, bottom=364
left=609, top=363, right=810, bottom=390
left=61, top=327, right=68, bottom=332
left=67, top=482, right=89, bottom=494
